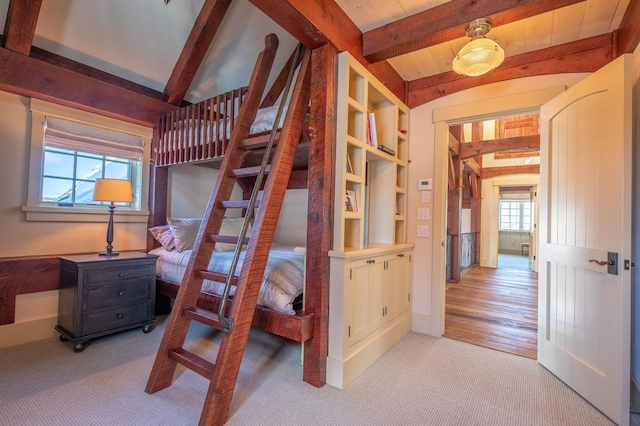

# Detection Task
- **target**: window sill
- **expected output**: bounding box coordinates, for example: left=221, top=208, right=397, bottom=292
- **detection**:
left=22, top=205, right=150, bottom=223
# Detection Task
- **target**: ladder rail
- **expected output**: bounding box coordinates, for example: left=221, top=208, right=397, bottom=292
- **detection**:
left=217, top=42, right=304, bottom=334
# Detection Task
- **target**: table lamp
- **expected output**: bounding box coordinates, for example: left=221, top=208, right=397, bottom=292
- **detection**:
left=93, top=178, right=133, bottom=256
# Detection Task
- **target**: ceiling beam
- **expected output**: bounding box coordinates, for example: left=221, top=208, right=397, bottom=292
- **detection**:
left=163, top=0, right=232, bottom=105
left=249, top=0, right=406, bottom=102
left=363, top=0, right=583, bottom=63
left=0, top=47, right=178, bottom=127
left=617, top=0, right=640, bottom=55
left=459, top=135, right=540, bottom=160
left=483, top=164, right=540, bottom=179
left=463, top=158, right=481, bottom=176
left=2, top=0, right=42, bottom=55
left=407, top=33, right=613, bottom=108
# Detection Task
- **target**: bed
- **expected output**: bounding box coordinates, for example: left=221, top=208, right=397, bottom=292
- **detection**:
left=147, top=38, right=330, bottom=388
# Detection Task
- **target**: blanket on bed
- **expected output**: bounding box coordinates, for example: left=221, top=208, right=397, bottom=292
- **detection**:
left=150, top=245, right=303, bottom=315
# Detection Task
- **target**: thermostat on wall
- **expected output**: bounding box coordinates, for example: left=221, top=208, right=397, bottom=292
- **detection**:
left=417, top=178, right=432, bottom=191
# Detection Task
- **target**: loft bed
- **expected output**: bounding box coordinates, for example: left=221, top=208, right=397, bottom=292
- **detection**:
left=147, top=36, right=328, bottom=386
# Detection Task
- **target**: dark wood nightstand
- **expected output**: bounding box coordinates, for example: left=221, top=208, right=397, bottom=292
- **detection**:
left=55, top=252, right=158, bottom=352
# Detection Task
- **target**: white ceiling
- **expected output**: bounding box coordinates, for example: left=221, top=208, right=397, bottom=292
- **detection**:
left=0, top=0, right=631, bottom=103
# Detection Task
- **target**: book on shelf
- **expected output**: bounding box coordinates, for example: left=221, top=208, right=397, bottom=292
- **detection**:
left=345, top=189, right=358, bottom=212
left=367, top=111, right=379, bottom=148
left=346, top=152, right=353, bottom=174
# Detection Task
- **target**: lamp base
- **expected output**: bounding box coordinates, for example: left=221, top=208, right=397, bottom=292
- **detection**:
left=99, top=251, right=120, bottom=257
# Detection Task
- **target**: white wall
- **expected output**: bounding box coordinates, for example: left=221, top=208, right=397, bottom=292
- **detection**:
left=408, top=73, right=589, bottom=335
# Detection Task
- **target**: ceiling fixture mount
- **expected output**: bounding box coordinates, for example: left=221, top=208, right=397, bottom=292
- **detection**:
left=452, top=18, right=505, bottom=77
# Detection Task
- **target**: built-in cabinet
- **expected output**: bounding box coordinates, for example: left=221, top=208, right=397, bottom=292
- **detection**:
left=328, top=52, right=413, bottom=389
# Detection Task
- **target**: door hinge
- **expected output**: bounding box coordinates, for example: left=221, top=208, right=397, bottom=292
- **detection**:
left=350, top=269, right=352, bottom=280
left=348, top=326, right=351, bottom=337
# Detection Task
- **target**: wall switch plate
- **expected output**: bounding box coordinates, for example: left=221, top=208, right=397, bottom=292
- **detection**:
left=417, top=225, right=430, bottom=238
left=417, top=208, right=430, bottom=220
left=421, top=191, right=430, bottom=203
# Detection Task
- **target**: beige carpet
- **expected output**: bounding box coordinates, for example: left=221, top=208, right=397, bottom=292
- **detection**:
left=0, top=315, right=616, bottom=425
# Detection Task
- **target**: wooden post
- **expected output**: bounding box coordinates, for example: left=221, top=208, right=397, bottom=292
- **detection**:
left=447, top=125, right=463, bottom=282
left=303, top=44, right=337, bottom=387
left=470, top=122, right=483, bottom=265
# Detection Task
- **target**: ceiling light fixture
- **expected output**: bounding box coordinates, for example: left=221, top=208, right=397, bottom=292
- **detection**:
left=452, top=18, right=505, bottom=77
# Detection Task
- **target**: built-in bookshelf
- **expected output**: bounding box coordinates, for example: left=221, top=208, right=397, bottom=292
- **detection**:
left=334, top=52, right=410, bottom=251
left=328, top=52, right=413, bottom=389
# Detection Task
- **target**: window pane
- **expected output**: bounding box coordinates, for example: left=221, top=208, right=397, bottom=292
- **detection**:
left=75, top=180, right=99, bottom=204
left=104, top=161, right=130, bottom=179
left=76, top=156, right=103, bottom=180
left=43, top=151, right=74, bottom=178
left=42, top=177, right=73, bottom=203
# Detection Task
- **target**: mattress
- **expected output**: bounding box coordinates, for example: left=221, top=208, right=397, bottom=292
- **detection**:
left=150, top=243, right=303, bottom=315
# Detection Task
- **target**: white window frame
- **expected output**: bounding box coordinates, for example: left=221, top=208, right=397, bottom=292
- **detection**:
left=499, top=199, right=531, bottom=232
left=23, top=99, right=152, bottom=222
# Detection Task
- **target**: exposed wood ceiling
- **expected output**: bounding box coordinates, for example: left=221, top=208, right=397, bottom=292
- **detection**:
left=0, top=0, right=638, bottom=127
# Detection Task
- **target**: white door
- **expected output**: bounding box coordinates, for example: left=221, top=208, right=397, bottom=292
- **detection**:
left=538, top=55, right=632, bottom=425
left=528, top=185, right=537, bottom=272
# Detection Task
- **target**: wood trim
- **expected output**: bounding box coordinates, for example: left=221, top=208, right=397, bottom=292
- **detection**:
left=482, top=164, right=540, bottom=179
left=0, top=256, right=59, bottom=325
left=363, top=0, right=583, bottom=63
left=459, top=135, right=540, bottom=159
left=2, top=0, right=42, bottom=55
left=0, top=46, right=178, bottom=127
left=408, top=34, right=613, bottom=108
left=163, top=0, right=232, bottom=105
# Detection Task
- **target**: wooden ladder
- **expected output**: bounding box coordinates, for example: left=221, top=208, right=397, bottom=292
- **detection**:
left=145, top=36, right=311, bottom=426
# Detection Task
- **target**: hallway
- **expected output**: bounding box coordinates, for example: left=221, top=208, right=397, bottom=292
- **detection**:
left=444, top=257, right=538, bottom=359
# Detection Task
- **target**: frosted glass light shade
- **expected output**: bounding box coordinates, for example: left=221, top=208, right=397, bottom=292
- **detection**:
left=452, top=37, right=505, bottom=77
left=93, top=178, right=133, bottom=203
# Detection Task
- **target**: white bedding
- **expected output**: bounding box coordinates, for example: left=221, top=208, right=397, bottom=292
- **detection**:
left=150, top=243, right=303, bottom=315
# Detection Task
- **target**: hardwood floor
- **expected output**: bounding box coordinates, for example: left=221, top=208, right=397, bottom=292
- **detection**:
left=444, top=262, right=538, bottom=359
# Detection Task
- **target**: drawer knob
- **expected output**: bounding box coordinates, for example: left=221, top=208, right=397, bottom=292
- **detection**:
left=116, top=313, right=123, bottom=319
left=117, top=291, right=125, bottom=296
left=118, top=273, right=126, bottom=277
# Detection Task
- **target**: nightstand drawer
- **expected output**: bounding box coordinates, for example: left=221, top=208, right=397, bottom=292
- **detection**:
left=85, top=264, right=153, bottom=284
left=82, top=303, right=150, bottom=335
left=84, top=280, right=151, bottom=310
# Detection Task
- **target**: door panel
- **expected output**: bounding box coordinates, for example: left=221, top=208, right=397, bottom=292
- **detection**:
left=538, top=55, right=632, bottom=425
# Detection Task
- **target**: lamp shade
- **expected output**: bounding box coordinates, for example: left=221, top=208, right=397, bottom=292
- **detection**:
left=452, top=37, right=505, bottom=77
left=93, top=178, right=133, bottom=203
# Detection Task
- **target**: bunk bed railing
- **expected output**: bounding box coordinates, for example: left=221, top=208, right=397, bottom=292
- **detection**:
left=155, top=86, right=249, bottom=166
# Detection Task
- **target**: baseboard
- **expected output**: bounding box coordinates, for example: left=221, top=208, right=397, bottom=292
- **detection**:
left=411, top=312, right=432, bottom=335
left=0, top=316, right=58, bottom=349
left=631, top=376, right=640, bottom=412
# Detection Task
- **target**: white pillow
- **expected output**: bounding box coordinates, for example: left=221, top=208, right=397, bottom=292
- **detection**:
left=167, top=218, right=201, bottom=252
left=250, top=105, right=287, bottom=134
left=166, top=217, right=251, bottom=253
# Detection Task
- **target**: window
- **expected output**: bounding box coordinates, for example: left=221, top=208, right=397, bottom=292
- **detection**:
left=499, top=199, right=531, bottom=231
left=24, top=99, right=152, bottom=222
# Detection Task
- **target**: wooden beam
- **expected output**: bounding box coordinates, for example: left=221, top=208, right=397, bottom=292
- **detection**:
left=617, top=0, right=640, bottom=55
left=0, top=46, right=178, bottom=127
left=163, top=0, right=232, bottom=105
left=463, top=158, right=481, bottom=176
left=482, top=164, right=540, bottom=179
left=303, top=44, right=337, bottom=387
left=449, top=125, right=462, bottom=154
left=2, top=0, right=42, bottom=55
left=249, top=0, right=407, bottom=102
left=363, top=0, right=583, bottom=63
left=459, top=135, right=540, bottom=159
left=408, top=33, right=613, bottom=108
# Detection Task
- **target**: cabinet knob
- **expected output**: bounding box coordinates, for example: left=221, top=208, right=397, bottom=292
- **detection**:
left=116, top=313, right=123, bottom=319
left=117, top=291, right=125, bottom=296
left=118, top=273, right=126, bottom=277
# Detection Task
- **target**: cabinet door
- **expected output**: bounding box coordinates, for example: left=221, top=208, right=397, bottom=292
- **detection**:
left=368, top=256, right=385, bottom=333
left=348, top=258, right=370, bottom=346
left=396, top=251, right=412, bottom=315
left=385, top=254, right=401, bottom=321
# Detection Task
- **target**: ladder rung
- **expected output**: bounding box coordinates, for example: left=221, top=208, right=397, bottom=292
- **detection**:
left=197, top=270, right=238, bottom=286
left=239, top=131, right=281, bottom=150
left=183, top=307, right=225, bottom=331
left=219, top=199, right=260, bottom=209
left=229, top=164, right=271, bottom=178
left=207, top=235, right=250, bottom=245
left=168, top=347, right=215, bottom=378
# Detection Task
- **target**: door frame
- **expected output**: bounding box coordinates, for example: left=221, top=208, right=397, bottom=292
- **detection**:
left=430, top=86, right=565, bottom=337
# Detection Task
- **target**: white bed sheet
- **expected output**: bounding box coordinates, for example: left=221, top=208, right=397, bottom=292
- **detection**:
left=150, top=243, right=303, bottom=315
